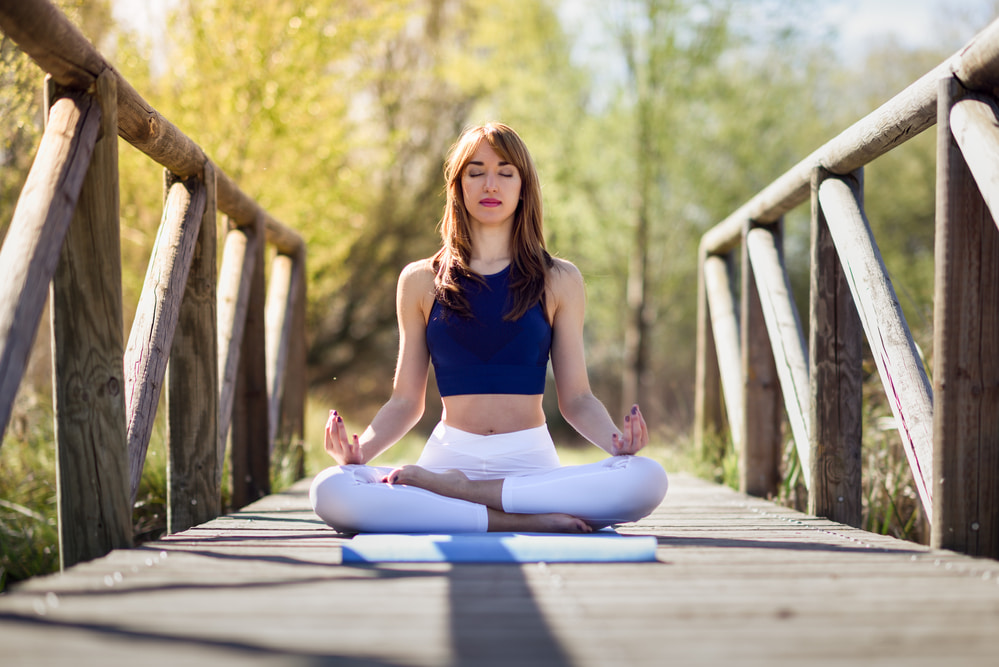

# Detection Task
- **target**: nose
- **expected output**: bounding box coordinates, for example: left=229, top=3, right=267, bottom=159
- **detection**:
left=483, top=173, right=498, bottom=192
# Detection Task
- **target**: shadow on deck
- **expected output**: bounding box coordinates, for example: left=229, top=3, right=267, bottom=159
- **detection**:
left=2, top=472, right=998, bottom=666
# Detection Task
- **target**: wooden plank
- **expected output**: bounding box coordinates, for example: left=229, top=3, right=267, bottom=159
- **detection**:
left=702, top=253, right=743, bottom=452
left=264, top=251, right=299, bottom=448
left=166, top=163, right=219, bottom=534
left=0, top=89, right=100, bottom=441
left=808, top=168, right=863, bottom=527
left=953, top=17, right=999, bottom=100
left=818, top=177, right=935, bottom=519
left=932, top=78, right=999, bottom=558
left=741, top=223, right=783, bottom=497
left=123, top=172, right=207, bottom=501
left=216, top=220, right=257, bottom=463
left=2, top=474, right=999, bottom=666
left=230, top=215, right=271, bottom=509
left=950, top=94, right=999, bottom=233
left=694, top=247, right=725, bottom=459
left=744, top=226, right=811, bottom=487
left=48, top=72, right=132, bottom=567
left=278, top=261, right=307, bottom=462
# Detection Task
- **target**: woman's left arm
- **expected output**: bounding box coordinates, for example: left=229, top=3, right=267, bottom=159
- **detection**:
left=548, top=260, right=648, bottom=456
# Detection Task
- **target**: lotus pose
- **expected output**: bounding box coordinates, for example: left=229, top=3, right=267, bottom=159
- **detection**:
left=310, top=123, right=668, bottom=533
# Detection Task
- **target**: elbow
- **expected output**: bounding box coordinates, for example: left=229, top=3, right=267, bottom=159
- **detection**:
left=391, top=393, right=425, bottom=429
left=410, top=401, right=425, bottom=427
left=557, top=390, right=595, bottom=425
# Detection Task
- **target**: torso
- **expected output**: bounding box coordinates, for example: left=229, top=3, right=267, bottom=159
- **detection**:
left=440, top=394, right=546, bottom=435
left=417, top=258, right=568, bottom=436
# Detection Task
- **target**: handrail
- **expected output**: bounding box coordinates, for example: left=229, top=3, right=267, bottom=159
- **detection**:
left=699, top=19, right=999, bottom=258
left=0, top=0, right=303, bottom=255
left=0, top=0, right=308, bottom=568
left=695, top=17, right=999, bottom=558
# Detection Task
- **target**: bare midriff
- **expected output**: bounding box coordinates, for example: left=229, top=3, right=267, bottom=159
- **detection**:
left=440, top=394, right=546, bottom=435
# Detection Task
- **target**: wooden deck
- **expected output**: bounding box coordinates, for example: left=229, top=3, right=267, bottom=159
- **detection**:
left=2, top=472, right=998, bottom=666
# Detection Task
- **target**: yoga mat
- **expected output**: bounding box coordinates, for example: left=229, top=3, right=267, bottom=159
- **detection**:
left=341, top=532, right=658, bottom=563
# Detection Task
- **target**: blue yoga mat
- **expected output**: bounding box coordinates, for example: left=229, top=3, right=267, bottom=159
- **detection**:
left=341, top=532, right=658, bottom=563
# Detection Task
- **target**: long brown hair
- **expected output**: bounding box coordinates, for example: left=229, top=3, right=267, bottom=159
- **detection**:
left=432, top=123, right=552, bottom=320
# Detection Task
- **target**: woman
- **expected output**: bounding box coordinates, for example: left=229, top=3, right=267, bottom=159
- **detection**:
left=310, top=122, right=667, bottom=534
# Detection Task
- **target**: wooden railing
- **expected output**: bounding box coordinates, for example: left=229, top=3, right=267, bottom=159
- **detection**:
left=695, top=18, right=999, bottom=558
left=0, top=0, right=308, bottom=569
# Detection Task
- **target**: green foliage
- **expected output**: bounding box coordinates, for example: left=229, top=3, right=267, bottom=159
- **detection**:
left=0, top=394, right=58, bottom=591
left=0, top=33, right=43, bottom=246
left=2, top=0, right=989, bottom=586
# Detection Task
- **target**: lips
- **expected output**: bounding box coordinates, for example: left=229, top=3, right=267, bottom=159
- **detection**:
left=479, top=198, right=502, bottom=207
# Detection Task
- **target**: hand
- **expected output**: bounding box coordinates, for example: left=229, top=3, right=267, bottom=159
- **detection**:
left=324, top=410, right=364, bottom=465
left=611, top=404, right=648, bottom=455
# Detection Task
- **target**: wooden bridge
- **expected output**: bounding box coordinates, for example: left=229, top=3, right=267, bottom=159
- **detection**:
left=2, top=2, right=999, bottom=664
left=2, top=472, right=999, bottom=665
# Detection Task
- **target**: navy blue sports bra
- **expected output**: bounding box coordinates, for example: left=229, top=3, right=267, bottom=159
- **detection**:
left=426, top=265, right=551, bottom=396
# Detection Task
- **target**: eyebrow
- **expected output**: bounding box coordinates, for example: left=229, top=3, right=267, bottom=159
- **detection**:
left=467, top=161, right=513, bottom=167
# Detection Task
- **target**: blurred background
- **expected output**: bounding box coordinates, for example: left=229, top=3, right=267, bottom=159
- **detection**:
left=2, top=0, right=997, bottom=581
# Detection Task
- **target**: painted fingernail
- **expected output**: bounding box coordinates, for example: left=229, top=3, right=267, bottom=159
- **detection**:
left=631, top=405, right=638, bottom=415
left=625, top=415, right=630, bottom=422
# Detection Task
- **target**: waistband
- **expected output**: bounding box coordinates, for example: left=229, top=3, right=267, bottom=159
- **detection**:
left=417, top=421, right=560, bottom=480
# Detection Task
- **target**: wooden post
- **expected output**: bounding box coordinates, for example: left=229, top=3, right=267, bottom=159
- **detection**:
left=741, top=222, right=784, bottom=497
left=703, top=252, right=743, bottom=453
left=0, top=88, right=100, bottom=442
left=123, top=166, right=207, bottom=502
left=217, top=220, right=257, bottom=473
left=166, top=163, right=219, bottom=533
left=745, top=227, right=812, bottom=487
left=265, top=251, right=300, bottom=448
left=694, top=247, right=726, bottom=461
left=808, top=168, right=863, bottom=527
left=230, top=215, right=271, bottom=509
left=48, top=72, right=132, bottom=567
left=276, top=256, right=308, bottom=479
left=817, top=177, right=934, bottom=518
left=932, top=78, right=999, bottom=557
left=949, top=95, right=999, bottom=231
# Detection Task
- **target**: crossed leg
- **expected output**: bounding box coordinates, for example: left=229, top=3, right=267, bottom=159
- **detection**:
left=384, top=466, right=592, bottom=533
left=310, top=456, right=667, bottom=534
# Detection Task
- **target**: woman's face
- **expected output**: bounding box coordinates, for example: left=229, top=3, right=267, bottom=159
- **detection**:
left=460, top=141, right=522, bottom=229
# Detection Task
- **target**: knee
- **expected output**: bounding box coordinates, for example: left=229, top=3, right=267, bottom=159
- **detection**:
left=309, top=466, right=363, bottom=532
left=613, top=455, right=668, bottom=518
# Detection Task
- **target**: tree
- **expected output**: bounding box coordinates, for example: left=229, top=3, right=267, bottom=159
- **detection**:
left=138, top=0, right=589, bottom=428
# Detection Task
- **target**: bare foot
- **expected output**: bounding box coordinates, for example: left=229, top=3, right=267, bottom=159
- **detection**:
left=384, top=466, right=592, bottom=533
left=383, top=465, right=471, bottom=498
left=488, top=510, right=593, bottom=533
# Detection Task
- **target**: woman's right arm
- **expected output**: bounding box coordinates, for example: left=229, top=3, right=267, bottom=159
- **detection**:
left=324, top=260, right=434, bottom=465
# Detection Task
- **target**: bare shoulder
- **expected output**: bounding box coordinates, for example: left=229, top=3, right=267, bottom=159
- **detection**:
left=547, top=257, right=585, bottom=294
left=546, top=257, right=585, bottom=320
left=400, top=257, right=436, bottom=283
left=398, top=258, right=437, bottom=314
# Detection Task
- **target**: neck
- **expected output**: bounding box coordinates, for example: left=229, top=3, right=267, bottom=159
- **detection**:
left=469, top=225, right=512, bottom=272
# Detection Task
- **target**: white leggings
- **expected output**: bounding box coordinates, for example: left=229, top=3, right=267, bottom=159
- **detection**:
left=309, top=422, right=669, bottom=533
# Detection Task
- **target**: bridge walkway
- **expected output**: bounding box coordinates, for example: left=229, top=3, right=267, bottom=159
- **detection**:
left=1, top=472, right=998, bottom=666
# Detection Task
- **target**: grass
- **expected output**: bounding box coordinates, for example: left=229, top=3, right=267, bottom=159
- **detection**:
left=0, top=392, right=59, bottom=592
left=772, top=385, right=929, bottom=544
left=0, top=390, right=175, bottom=592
